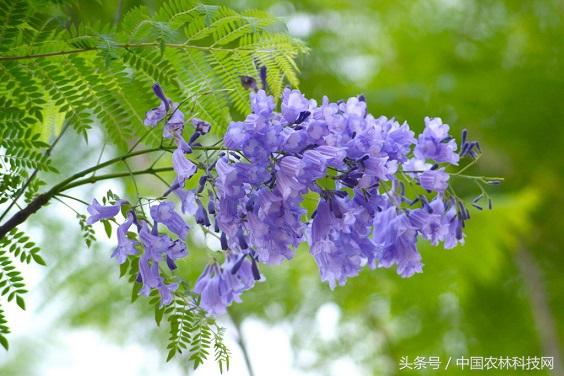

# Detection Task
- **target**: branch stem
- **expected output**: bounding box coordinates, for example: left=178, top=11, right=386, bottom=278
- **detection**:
left=0, top=122, right=71, bottom=223
left=0, top=42, right=256, bottom=62
left=0, top=144, right=221, bottom=239
left=229, top=313, right=255, bottom=376
left=60, top=167, right=173, bottom=192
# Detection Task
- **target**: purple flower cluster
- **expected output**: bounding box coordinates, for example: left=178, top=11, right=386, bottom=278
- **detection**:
left=88, top=85, right=208, bottom=307
left=219, top=88, right=474, bottom=289
left=89, top=81, right=491, bottom=314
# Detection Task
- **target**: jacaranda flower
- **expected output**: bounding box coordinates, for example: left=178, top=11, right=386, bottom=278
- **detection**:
left=112, top=212, right=137, bottom=264
left=95, top=82, right=497, bottom=315
left=86, top=199, right=125, bottom=224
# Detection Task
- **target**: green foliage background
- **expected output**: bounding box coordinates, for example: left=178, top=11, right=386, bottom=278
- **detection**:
left=0, top=0, right=563, bottom=375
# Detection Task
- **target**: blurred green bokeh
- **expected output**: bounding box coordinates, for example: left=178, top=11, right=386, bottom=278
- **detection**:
left=1, top=0, right=562, bottom=375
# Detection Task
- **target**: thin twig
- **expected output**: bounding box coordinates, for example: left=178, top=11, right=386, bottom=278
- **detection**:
left=152, top=173, right=171, bottom=187
left=113, top=0, right=124, bottom=27
left=452, top=154, right=481, bottom=176
left=53, top=196, right=80, bottom=215
left=122, top=160, right=141, bottom=200
left=128, top=126, right=156, bottom=153
left=515, top=246, right=563, bottom=372
left=0, top=122, right=71, bottom=223
left=91, top=141, right=107, bottom=178
left=0, top=42, right=258, bottom=62
left=149, top=151, right=168, bottom=169
left=229, top=313, right=255, bottom=376
left=0, top=123, right=224, bottom=238
left=60, top=167, right=174, bottom=192
left=55, top=193, right=89, bottom=206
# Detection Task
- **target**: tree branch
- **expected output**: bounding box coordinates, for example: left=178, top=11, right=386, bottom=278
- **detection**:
left=229, top=313, right=255, bottom=376
left=0, top=42, right=255, bottom=62
left=515, top=246, right=563, bottom=372
left=0, top=166, right=170, bottom=239
left=0, top=122, right=71, bottom=223
left=0, top=192, right=50, bottom=239
left=114, top=0, right=124, bottom=26
left=60, top=167, right=173, bottom=192
left=0, top=144, right=222, bottom=239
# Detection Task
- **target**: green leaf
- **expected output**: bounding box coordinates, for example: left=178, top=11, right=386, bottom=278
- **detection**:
left=31, top=253, right=46, bottom=266
left=15, top=295, right=25, bottom=310
left=0, top=335, right=8, bottom=351
left=155, top=306, right=165, bottom=326
left=131, top=282, right=141, bottom=303
left=166, top=348, right=176, bottom=362
left=119, top=259, right=129, bottom=278
left=102, top=220, right=112, bottom=239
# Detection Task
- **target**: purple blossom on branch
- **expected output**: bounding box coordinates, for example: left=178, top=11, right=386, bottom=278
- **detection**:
left=112, top=212, right=137, bottom=264
left=92, top=81, right=498, bottom=315
left=86, top=199, right=125, bottom=224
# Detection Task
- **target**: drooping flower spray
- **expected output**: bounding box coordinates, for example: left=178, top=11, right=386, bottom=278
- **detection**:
left=89, top=73, right=501, bottom=314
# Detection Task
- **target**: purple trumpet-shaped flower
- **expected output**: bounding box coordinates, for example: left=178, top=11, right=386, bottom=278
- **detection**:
left=282, top=129, right=309, bottom=153
left=359, top=156, right=397, bottom=188
left=409, top=196, right=464, bottom=249
left=306, top=120, right=329, bottom=141
left=166, top=239, right=188, bottom=262
left=194, top=256, right=259, bottom=315
left=345, top=96, right=367, bottom=118
left=373, top=206, right=422, bottom=278
left=150, top=201, right=189, bottom=239
left=196, top=275, right=225, bottom=314
left=144, top=102, right=168, bottom=127
left=138, top=222, right=174, bottom=261
left=301, top=150, right=329, bottom=181
left=195, top=199, right=211, bottom=227
left=282, top=88, right=314, bottom=123
left=192, top=118, right=211, bottom=134
left=250, top=90, right=275, bottom=117
left=315, top=145, right=347, bottom=168
left=138, top=255, right=162, bottom=296
left=172, top=147, right=197, bottom=184
left=408, top=197, right=463, bottom=248
left=112, top=212, right=137, bottom=264
left=409, top=198, right=449, bottom=246
left=135, top=219, right=188, bottom=306
left=445, top=211, right=465, bottom=249
left=375, top=116, right=416, bottom=162
left=144, top=83, right=171, bottom=127
left=174, top=188, right=198, bottom=215
left=275, top=156, right=307, bottom=200
left=241, top=135, right=270, bottom=163
left=194, top=265, right=229, bottom=315
left=226, top=253, right=259, bottom=292
left=178, top=137, right=193, bottom=154
left=309, top=200, right=371, bottom=288
left=86, top=199, right=125, bottom=224
left=419, top=169, right=450, bottom=192
left=157, top=281, right=178, bottom=307
left=163, top=105, right=185, bottom=138
left=224, top=121, right=247, bottom=150
left=310, top=238, right=364, bottom=289
left=414, top=117, right=460, bottom=165
left=246, top=189, right=304, bottom=264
